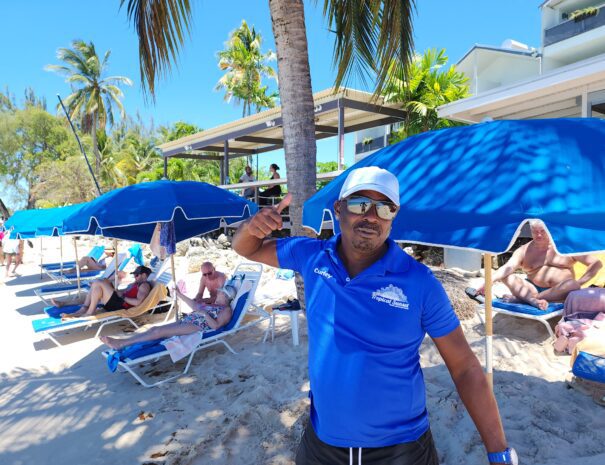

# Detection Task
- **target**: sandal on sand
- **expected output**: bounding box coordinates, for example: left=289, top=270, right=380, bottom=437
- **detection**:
left=465, top=287, right=485, bottom=304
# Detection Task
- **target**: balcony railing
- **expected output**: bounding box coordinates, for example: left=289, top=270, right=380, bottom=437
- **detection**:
left=544, top=6, right=605, bottom=46
left=355, top=137, right=386, bottom=154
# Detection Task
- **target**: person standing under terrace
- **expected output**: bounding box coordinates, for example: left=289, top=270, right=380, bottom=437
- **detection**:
left=232, top=166, right=517, bottom=465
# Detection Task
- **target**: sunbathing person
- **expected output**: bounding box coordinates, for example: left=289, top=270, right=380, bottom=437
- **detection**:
left=100, top=284, right=236, bottom=350
left=195, top=261, right=227, bottom=304
left=62, top=246, right=116, bottom=275
left=476, top=220, right=602, bottom=310
left=59, top=265, right=152, bottom=318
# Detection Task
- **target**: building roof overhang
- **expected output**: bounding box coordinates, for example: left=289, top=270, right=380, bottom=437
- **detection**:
left=157, top=88, right=406, bottom=159
left=437, top=54, right=605, bottom=122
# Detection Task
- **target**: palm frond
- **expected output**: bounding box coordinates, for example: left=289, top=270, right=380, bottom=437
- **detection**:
left=322, top=0, right=415, bottom=96
left=120, top=0, right=193, bottom=99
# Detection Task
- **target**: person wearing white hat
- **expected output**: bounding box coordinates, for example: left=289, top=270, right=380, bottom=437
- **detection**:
left=233, top=166, right=514, bottom=465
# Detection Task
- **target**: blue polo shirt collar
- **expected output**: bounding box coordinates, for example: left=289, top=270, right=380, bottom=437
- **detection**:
left=325, top=234, right=410, bottom=277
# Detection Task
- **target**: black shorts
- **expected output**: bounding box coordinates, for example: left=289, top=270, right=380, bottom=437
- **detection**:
left=295, top=423, right=439, bottom=465
left=104, top=291, right=125, bottom=312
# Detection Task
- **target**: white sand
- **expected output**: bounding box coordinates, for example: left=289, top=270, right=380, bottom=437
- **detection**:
left=1, top=238, right=604, bottom=465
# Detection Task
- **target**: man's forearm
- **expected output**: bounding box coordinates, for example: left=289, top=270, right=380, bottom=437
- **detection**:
left=577, top=261, right=602, bottom=285
left=453, top=363, right=507, bottom=453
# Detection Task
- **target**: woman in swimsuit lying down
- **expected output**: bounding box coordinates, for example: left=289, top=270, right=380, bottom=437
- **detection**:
left=100, top=284, right=236, bottom=350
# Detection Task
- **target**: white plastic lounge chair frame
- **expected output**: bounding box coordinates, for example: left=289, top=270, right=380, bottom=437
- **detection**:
left=34, top=263, right=174, bottom=347
left=475, top=303, right=562, bottom=338
left=103, top=262, right=270, bottom=388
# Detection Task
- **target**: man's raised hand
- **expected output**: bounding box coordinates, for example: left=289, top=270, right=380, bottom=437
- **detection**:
left=247, top=193, right=292, bottom=239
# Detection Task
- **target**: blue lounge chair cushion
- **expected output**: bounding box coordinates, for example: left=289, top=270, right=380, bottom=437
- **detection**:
left=42, top=261, right=77, bottom=271
left=572, top=351, right=605, bottom=384
left=32, top=316, right=85, bottom=332
left=38, top=282, right=91, bottom=294
left=492, top=299, right=563, bottom=316
left=44, top=304, right=81, bottom=318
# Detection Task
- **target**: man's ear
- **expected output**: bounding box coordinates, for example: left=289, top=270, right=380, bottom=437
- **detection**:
left=333, top=200, right=341, bottom=220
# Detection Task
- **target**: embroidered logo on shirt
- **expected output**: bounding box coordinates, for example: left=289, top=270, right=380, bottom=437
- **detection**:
left=372, top=285, right=410, bottom=309
left=314, top=266, right=333, bottom=280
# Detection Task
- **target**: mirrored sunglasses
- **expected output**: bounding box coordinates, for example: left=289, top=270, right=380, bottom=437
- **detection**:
left=345, top=196, right=398, bottom=220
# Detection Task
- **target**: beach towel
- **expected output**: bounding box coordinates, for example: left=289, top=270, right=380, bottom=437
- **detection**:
left=106, top=339, right=166, bottom=372
left=554, top=316, right=605, bottom=354
left=491, top=299, right=563, bottom=315
left=163, top=332, right=203, bottom=362
left=564, top=288, right=605, bottom=320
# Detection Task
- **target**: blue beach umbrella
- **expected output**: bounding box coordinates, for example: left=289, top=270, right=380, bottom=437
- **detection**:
left=303, top=118, right=605, bottom=254
left=302, top=118, right=605, bottom=386
left=5, top=204, right=83, bottom=239
left=5, top=204, right=86, bottom=276
left=61, top=180, right=256, bottom=242
left=61, top=180, right=256, bottom=320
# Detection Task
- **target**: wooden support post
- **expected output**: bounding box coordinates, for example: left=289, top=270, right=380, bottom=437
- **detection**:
left=73, top=237, right=81, bottom=295
left=113, top=238, right=119, bottom=289
left=338, top=100, right=345, bottom=170
left=171, top=254, right=179, bottom=321
left=484, top=253, right=494, bottom=390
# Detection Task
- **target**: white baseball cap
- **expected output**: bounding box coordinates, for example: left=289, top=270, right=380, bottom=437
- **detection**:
left=338, top=166, right=400, bottom=206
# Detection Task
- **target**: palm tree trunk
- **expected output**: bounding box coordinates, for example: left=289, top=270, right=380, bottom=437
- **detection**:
left=91, top=113, right=100, bottom=178
left=269, top=0, right=317, bottom=307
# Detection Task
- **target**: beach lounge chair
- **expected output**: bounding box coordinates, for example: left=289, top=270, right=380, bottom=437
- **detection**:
left=45, top=252, right=128, bottom=284
left=31, top=265, right=174, bottom=347
left=35, top=251, right=136, bottom=304
left=466, top=288, right=563, bottom=338
left=101, top=262, right=270, bottom=388
left=41, top=245, right=106, bottom=271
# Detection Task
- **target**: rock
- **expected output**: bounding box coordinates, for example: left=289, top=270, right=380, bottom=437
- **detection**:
left=176, top=241, right=189, bottom=257
left=217, top=234, right=230, bottom=245
left=189, top=237, right=203, bottom=248
left=186, top=246, right=205, bottom=258
left=188, top=256, right=205, bottom=273
left=431, top=268, right=475, bottom=320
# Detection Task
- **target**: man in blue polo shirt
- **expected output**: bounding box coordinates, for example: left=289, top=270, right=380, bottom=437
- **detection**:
left=233, top=167, right=516, bottom=465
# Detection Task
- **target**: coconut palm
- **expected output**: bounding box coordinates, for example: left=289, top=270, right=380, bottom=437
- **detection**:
left=216, top=20, right=277, bottom=117
left=383, top=48, right=469, bottom=141
left=46, top=40, right=133, bottom=177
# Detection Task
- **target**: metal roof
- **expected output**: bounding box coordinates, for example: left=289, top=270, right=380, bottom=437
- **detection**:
left=157, top=87, right=406, bottom=160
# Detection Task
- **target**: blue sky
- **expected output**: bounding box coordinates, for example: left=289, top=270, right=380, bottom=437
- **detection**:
left=1, top=0, right=542, bottom=207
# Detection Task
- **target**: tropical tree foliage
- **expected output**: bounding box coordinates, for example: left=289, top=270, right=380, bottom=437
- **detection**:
left=45, top=40, right=133, bottom=176
left=0, top=107, right=79, bottom=208
left=383, top=48, right=469, bottom=142
left=216, top=20, right=277, bottom=117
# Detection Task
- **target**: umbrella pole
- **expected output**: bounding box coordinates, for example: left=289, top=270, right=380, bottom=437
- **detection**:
left=40, top=238, right=43, bottom=279
left=59, top=236, right=63, bottom=274
left=484, top=253, right=494, bottom=390
left=170, top=254, right=179, bottom=321
left=113, top=238, right=119, bottom=290
left=73, top=237, right=81, bottom=295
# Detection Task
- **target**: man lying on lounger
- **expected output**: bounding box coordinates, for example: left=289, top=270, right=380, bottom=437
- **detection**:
left=57, top=265, right=152, bottom=318
left=475, top=220, right=602, bottom=310
left=99, top=284, right=236, bottom=350
left=61, top=246, right=116, bottom=275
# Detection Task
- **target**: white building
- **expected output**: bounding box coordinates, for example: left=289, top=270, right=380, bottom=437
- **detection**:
left=439, top=0, right=605, bottom=123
